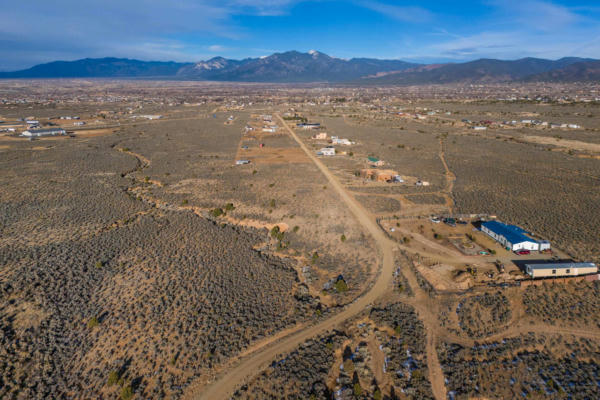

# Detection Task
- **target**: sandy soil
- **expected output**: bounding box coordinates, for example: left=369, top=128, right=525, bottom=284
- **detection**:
left=236, top=147, right=309, bottom=164
left=524, top=135, right=600, bottom=153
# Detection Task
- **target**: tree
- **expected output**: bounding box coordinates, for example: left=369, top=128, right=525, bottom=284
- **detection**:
left=353, top=382, right=362, bottom=397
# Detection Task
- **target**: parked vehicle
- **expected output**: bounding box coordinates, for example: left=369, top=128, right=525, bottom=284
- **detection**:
left=443, top=218, right=456, bottom=227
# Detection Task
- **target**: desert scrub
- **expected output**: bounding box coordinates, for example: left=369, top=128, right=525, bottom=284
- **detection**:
left=457, top=291, right=511, bottom=337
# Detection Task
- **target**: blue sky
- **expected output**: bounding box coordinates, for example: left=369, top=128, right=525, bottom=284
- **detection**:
left=1, top=0, right=599, bottom=70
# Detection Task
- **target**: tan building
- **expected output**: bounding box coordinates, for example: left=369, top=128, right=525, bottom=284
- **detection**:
left=361, top=169, right=399, bottom=182
left=525, top=262, right=597, bottom=279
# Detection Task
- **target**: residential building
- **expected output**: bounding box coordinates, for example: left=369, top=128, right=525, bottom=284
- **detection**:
left=525, top=262, right=597, bottom=279
left=318, top=147, right=335, bottom=156
left=297, top=123, right=320, bottom=129
left=367, top=156, right=384, bottom=167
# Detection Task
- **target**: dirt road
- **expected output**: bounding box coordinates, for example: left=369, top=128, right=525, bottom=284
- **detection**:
left=185, top=115, right=398, bottom=400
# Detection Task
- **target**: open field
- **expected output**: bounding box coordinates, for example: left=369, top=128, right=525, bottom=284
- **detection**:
left=1, top=80, right=599, bottom=399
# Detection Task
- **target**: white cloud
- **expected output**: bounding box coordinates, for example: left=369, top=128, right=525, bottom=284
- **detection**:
left=356, top=1, right=433, bottom=23
left=486, top=0, right=579, bottom=31
left=0, top=0, right=298, bottom=69
left=208, top=45, right=227, bottom=52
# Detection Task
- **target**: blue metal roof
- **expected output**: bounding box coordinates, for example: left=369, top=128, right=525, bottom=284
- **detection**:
left=482, top=220, right=536, bottom=245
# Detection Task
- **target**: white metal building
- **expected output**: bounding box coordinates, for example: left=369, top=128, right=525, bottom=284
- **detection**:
left=21, top=128, right=67, bottom=137
left=481, top=221, right=548, bottom=251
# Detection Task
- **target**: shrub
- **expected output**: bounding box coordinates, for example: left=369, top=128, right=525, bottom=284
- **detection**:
left=181, top=199, right=188, bottom=205
left=292, top=226, right=299, bottom=233
left=210, top=208, right=224, bottom=217
left=373, top=388, right=382, bottom=400
left=120, top=385, right=133, bottom=400
left=335, top=279, right=348, bottom=293
left=343, top=359, right=355, bottom=375
left=224, top=203, right=235, bottom=211
left=353, top=383, right=362, bottom=396
left=87, top=317, right=99, bottom=329
left=95, top=261, right=104, bottom=268
left=107, top=370, right=120, bottom=386
left=340, top=234, right=346, bottom=242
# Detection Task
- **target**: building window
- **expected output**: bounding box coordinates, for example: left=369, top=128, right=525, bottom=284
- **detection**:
left=566, top=269, right=570, bottom=274
left=552, top=269, right=556, bottom=274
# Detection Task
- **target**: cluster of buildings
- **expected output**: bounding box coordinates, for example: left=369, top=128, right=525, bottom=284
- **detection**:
left=464, top=118, right=582, bottom=130
left=480, top=220, right=598, bottom=279
left=261, top=114, right=278, bottom=132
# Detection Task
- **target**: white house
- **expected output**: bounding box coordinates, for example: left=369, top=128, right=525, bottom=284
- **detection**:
left=332, top=137, right=353, bottom=145
left=21, top=128, right=67, bottom=137
left=318, top=147, right=335, bottom=156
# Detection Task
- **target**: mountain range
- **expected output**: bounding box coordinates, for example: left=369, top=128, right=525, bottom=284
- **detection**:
left=1, top=51, right=598, bottom=84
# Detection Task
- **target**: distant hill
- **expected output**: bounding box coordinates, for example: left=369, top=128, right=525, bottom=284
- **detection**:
left=1, top=52, right=598, bottom=83
left=360, top=57, right=598, bottom=85
left=525, top=60, right=600, bottom=82
left=0, top=58, right=191, bottom=79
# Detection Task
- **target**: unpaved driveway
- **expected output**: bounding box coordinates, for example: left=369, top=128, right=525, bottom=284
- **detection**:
left=184, top=114, right=398, bottom=400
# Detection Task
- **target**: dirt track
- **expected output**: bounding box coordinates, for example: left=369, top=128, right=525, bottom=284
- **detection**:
left=185, top=115, right=398, bottom=400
